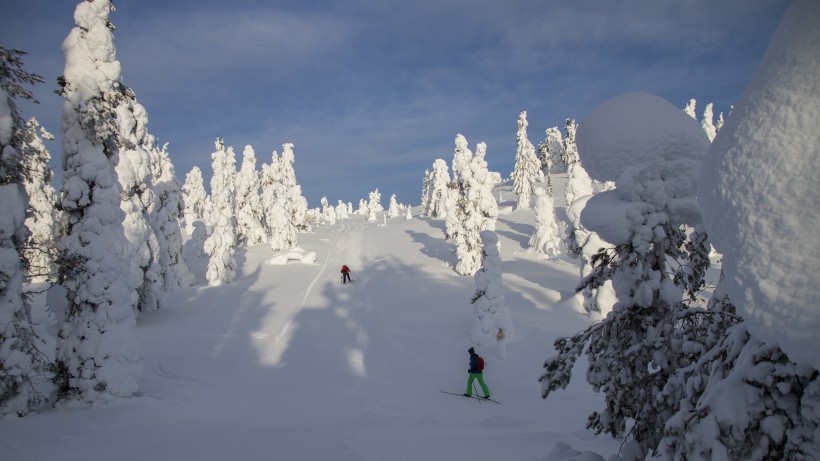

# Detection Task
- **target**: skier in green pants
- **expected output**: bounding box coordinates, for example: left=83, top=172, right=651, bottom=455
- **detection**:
left=464, top=347, right=491, bottom=399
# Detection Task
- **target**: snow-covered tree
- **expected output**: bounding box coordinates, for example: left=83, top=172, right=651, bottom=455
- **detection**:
left=451, top=134, right=472, bottom=184
left=335, top=200, right=349, bottom=220
left=366, top=189, right=382, bottom=222
left=536, top=126, right=564, bottom=175
left=540, top=93, right=714, bottom=459
left=563, top=160, right=593, bottom=208
left=528, top=187, right=561, bottom=259
left=419, top=168, right=431, bottom=214
left=54, top=1, right=143, bottom=404
left=279, top=143, right=308, bottom=232
left=667, top=6, right=820, bottom=456
left=113, top=69, right=162, bottom=313
left=565, top=195, right=615, bottom=316
left=683, top=98, right=697, bottom=119
left=425, top=159, right=451, bottom=218
left=182, top=166, right=208, bottom=231
left=356, top=198, right=367, bottom=216
left=387, top=194, right=400, bottom=218
left=204, top=138, right=237, bottom=286
left=405, top=207, right=412, bottom=220
left=235, top=145, right=266, bottom=245
left=561, top=118, right=580, bottom=167
left=511, top=111, right=539, bottom=209
left=19, top=117, right=58, bottom=283
left=0, top=47, right=50, bottom=416
left=148, top=139, right=192, bottom=289
left=470, top=231, right=515, bottom=352
left=320, top=196, right=337, bottom=225
left=701, top=102, right=717, bottom=142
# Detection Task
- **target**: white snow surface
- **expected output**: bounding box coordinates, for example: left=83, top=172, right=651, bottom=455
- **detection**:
left=3, top=194, right=619, bottom=460
left=698, top=0, right=820, bottom=368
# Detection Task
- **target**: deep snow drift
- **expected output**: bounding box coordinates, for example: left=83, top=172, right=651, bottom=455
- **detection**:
left=1, top=181, right=621, bottom=461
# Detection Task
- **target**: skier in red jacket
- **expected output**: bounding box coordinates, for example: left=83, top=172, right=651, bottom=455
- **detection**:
left=341, top=265, right=352, bottom=284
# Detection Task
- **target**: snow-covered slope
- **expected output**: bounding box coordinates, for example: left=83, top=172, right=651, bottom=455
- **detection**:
left=2, top=183, right=618, bottom=460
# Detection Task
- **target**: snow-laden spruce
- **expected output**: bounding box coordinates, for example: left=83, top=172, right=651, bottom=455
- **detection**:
left=387, top=194, right=400, bottom=218
left=182, top=166, right=209, bottom=232
left=423, top=159, right=451, bottom=218
left=19, top=117, right=58, bottom=283
left=0, top=49, right=50, bottom=416
left=112, top=70, right=162, bottom=313
left=536, top=126, right=564, bottom=176
left=204, top=138, right=237, bottom=286
left=259, top=149, right=297, bottom=251
left=55, top=0, right=143, bottom=404
left=511, top=111, right=539, bottom=209
left=321, top=196, right=337, bottom=225
left=564, top=195, right=615, bottom=316
left=540, top=92, right=714, bottom=459
left=235, top=145, right=266, bottom=246
left=698, top=0, right=820, bottom=371
left=148, top=138, right=193, bottom=290
left=561, top=119, right=593, bottom=208
left=528, top=187, right=562, bottom=259
left=470, top=231, right=514, bottom=352
left=450, top=140, right=499, bottom=276
left=366, top=189, right=382, bottom=223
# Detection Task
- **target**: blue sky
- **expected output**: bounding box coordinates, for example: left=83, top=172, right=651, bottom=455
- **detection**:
left=1, top=0, right=791, bottom=207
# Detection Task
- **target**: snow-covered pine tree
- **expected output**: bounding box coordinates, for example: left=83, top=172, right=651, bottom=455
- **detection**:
left=469, top=142, right=499, bottom=232
left=356, top=199, right=367, bottom=215
left=279, top=143, right=309, bottom=232
left=528, top=187, right=561, bottom=259
left=366, top=189, right=382, bottom=222
left=54, top=1, right=143, bottom=404
left=683, top=98, right=697, bottom=119
left=203, top=138, right=237, bottom=286
left=19, top=117, right=58, bottom=283
left=536, top=126, right=564, bottom=176
left=182, top=166, right=208, bottom=231
left=148, top=138, right=193, bottom=289
left=235, top=145, right=266, bottom=245
left=561, top=118, right=580, bottom=167
left=0, top=46, right=50, bottom=416
left=387, top=194, right=400, bottom=218
left=512, top=111, right=539, bottom=209
left=419, top=168, right=431, bottom=215
left=335, top=200, right=349, bottom=220
left=565, top=195, right=615, bottom=316
left=425, top=159, right=451, bottom=218
left=539, top=93, right=714, bottom=459
left=451, top=133, right=472, bottom=184
left=563, top=160, right=593, bottom=209
left=320, top=196, right=337, bottom=225
left=112, top=70, right=162, bottom=313
left=701, top=102, right=717, bottom=142
left=470, top=231, right=515, bottom=350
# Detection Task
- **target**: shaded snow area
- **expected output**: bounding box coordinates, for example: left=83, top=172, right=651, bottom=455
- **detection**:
left=1, top=188, right=619, bottom=460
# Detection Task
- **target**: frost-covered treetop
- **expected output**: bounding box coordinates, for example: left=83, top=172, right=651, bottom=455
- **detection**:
left=63, top=0, right=120, bottom=101
left=699, top=0, right=820, bottom=368
left=576, top=93, right=710, bottom=244
left=577, top=92, right=709, bottom=183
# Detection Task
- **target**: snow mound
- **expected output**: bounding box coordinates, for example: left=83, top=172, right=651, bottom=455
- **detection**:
left=267, top=249, right=317, bottom=265
left=698, top=0, right=820, bottom=368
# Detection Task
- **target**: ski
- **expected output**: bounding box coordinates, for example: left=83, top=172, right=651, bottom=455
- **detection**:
left=441, top=390, right=501, bottom=404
